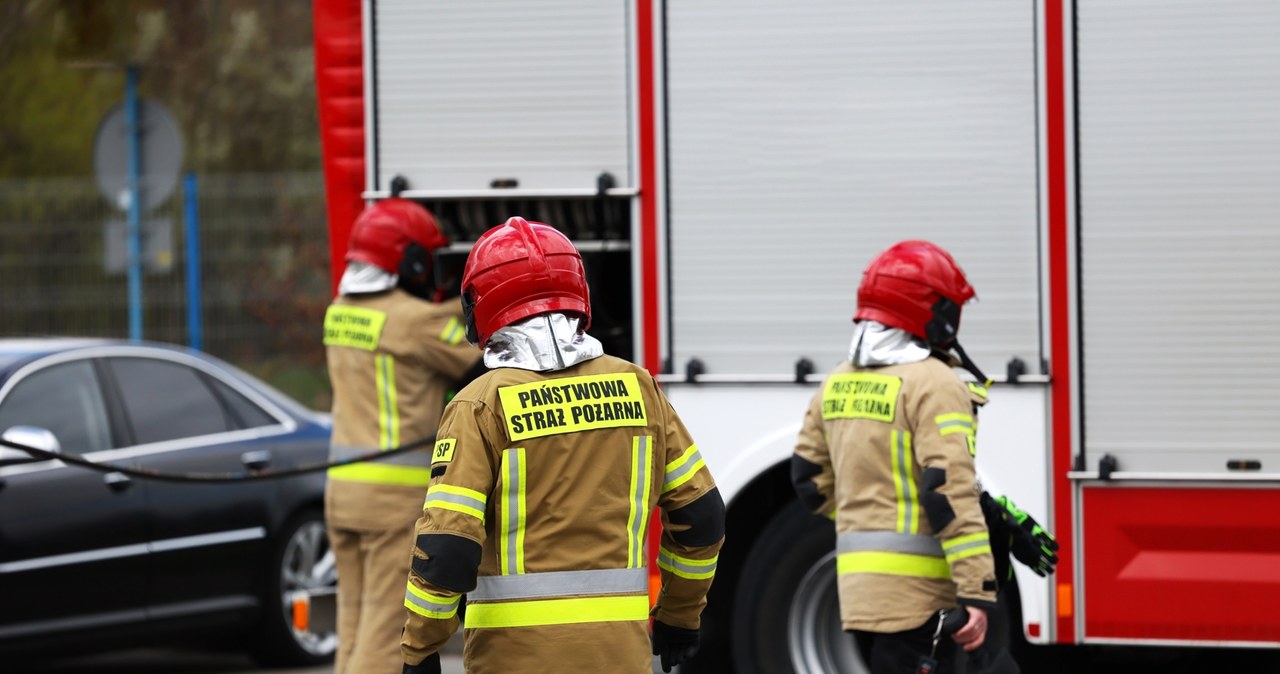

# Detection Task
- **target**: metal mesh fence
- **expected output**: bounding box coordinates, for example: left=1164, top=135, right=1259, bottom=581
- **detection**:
left=0, top=172, right=333, bottom=409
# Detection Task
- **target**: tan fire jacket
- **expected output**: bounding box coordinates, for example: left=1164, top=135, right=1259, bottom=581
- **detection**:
left=794, top=357, right=997, bottom=633
left=324, top=291, right=479, bottom=531
left=401, top=354, right=723, bottom=673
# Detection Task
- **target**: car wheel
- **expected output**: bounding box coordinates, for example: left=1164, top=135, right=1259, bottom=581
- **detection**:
left=252, top=508, right=338, bottom=667
left=731, top=500, right=869, bottom=674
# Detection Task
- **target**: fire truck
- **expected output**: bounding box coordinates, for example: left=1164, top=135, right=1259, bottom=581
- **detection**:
left=313, top=1, right=1280, bottom=671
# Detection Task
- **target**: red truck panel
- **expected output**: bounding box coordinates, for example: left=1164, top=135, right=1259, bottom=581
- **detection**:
left=313, top=0, right=365, bottom=295
left=1082, top=485, right=1280, bottom=643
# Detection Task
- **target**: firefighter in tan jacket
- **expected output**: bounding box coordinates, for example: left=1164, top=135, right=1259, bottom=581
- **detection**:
left=793, top=240, right=998, bottom=674
left=324, top=199, right=483, bottom=674
left=400, top=217, right=725, bottom=674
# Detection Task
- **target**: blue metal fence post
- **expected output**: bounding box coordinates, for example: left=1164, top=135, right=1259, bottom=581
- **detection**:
left=183, top=172, right=203, bottom=351
left=125, top=65, right=143, bottom=341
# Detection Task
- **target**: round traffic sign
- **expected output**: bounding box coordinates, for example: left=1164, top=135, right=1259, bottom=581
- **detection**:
left=93, top=99, right=185, bottom=211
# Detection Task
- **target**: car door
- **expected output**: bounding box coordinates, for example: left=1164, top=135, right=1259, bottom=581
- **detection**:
left=0, top=357, right=150, bottom=641
left=100, top=355, right=279, bottom=620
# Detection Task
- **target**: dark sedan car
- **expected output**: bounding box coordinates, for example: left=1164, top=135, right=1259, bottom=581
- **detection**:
left=0, top=338, right=337, bottom=666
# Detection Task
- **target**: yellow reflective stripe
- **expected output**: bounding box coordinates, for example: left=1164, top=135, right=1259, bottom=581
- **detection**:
left=627, top=436, right=654, bottom=568
left=942, top=532, right=991, bottom=563
left=890, top=430, right=918, bottom=534
left=499, top=448, right=527, bottom=576
left=837, top=551, right=952, bottom=579
left=657, top=547, right=718, bottom=580
left=464, top=594, right=649, bottom=629
left=935, top=413, right=974, bottom=428
left=662, top=444, right=705, bottom=493
left=404, top=581, right=460, bottom=619
left=327, top=462, right=432, bottom=486
left=423, top=483, right=488, bottom=521
left=936, top=413, right=977, bottom=455
left=375, top=354, right=399, bottom=450
left=439, top=316, right=466, bottom=345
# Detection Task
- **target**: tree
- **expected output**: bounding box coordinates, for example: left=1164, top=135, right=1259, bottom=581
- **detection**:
left=0, top=0, right=321, bottom=178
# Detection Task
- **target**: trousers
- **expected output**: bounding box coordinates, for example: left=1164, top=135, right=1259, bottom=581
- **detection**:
left=329, top=523, right=416, bottom=674
left=852, top=613, right=960, bottom=674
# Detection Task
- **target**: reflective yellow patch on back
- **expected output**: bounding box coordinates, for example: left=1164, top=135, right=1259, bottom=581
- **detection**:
left=324, top=305, right=388, bottom=351
left=499, top=373, right=648, bottom=441
left=432, top=438, right=457, bottom=465
left=822, top=373, right=903, bottom=423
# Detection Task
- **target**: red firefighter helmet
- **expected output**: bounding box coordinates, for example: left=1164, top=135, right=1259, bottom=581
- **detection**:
left=854, top=240, right=976, bottom=347
left=346, top=198, right=448, bottom=273
left=461, top=216, right=591, bottom=346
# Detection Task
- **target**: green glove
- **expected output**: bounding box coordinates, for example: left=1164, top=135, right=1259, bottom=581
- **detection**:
left=994, top=495, right=1059, bottom=577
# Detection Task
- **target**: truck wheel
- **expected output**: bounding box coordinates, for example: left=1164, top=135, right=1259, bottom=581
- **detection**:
left=731, top=500, right=869, bottom=674
left=251, top=508, right=339, bottom=666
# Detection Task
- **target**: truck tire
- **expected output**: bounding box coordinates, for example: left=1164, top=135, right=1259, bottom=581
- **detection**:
left=731, top=500, right=869, bottom=674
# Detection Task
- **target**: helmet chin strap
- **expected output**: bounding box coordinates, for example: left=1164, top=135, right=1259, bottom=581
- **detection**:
left=947, top=339, right=992, bottom=387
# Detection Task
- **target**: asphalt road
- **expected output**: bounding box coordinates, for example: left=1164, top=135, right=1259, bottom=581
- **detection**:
left=10, top=651, right=466, bottom=674
left=10, top=634, right=466, bottom=674
left=13, top=640, right=1280, bottom=673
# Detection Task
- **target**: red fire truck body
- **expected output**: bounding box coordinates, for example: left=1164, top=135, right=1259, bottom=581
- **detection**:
left=314, top=1, right=1280, bottom=670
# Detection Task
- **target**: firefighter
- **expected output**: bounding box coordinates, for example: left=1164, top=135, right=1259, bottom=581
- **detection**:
left=400, top=217, right=725, bottom=674
left=324, top=198, right=484, bottom=674
left=792, top=240, right=998, bottom=674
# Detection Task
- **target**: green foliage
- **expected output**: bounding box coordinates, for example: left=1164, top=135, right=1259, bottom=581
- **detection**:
left=0, top=2, right=333, bottom=410
left=0, top=0, right=321, bottom=178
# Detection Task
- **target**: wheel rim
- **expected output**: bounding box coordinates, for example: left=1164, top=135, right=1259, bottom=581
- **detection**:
left=279, top=520, right=339, bottom=657
left=787, top=551, right=869, bottom=674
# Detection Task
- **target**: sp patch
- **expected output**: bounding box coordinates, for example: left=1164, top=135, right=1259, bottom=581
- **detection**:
left=432, top=438, right=457, bottom=465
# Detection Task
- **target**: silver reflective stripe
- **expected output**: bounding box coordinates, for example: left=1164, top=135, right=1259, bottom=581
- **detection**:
left=943, top=536, right=990, bottom=560
left=893, top=430, right=916, bottom=533
left=405, top=589, right=460, bottom=615
left=470, top=567, right=648, bottom=602
left=656, top=549, right=718, bottom=577
left=377, top=354, right=399, bottom=449
left=628, top=436, right=653, bottom=568
left=663, top=447, right=703, bottom=487
left=937, top=419, right=974, bottom=432
left=424, top=490, right=485, bottom=513
left=500, top=448, right=526, bottom=575
left=329, top=443, right=432, bottom=467
left=837, top=531, right=944, bottom=557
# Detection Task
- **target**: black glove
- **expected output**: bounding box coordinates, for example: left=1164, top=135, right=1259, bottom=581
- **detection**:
left=403, top=652, right=442, bottom=674
left=991, top=494, right=1059, bottom=576
left=651, top=620, right=699, bottom=672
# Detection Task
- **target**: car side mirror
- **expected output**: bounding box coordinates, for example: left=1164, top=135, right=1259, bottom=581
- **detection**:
left=0, top=426, right=62, bottom=467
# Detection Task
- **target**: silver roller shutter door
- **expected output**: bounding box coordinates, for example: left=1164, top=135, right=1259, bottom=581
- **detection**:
left=1078, top=0, right=1280, bottom=474
left=371, top=0, right=632, bottom=193
left=666, top=1, right=1042, bottom=376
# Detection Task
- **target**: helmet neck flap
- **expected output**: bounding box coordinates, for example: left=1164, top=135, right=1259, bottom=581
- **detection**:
left=345, top=198, right=451, bottom=300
